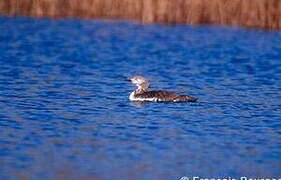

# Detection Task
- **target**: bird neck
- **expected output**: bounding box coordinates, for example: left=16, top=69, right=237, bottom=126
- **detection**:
left=135, top=84, right=148, bottom=94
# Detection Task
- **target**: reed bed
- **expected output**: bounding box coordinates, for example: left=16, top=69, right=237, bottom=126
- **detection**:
left=0, top=0, right=280, bottom=29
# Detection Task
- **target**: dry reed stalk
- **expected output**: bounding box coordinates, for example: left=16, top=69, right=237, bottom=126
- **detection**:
left=0, top=0, right=280, bottom=29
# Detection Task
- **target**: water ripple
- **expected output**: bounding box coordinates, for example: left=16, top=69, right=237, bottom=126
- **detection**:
left=0, top=17, right=281, bottom=179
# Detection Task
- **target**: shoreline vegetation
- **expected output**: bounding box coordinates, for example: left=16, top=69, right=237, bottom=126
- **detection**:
left=0, top=0, right=280, bottom=29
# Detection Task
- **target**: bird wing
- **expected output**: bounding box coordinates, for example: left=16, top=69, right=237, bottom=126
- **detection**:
left=134, top=90, right=198, bottom=102
left=134, top=90, right=178, bottom=101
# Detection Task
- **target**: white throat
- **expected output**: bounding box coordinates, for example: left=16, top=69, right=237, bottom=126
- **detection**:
left=129, top=91, right=136, bottom=101
left=129, top=83, right=149, bottom=101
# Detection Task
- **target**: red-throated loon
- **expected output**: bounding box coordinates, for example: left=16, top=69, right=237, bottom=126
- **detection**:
left=129, top=76, right=198, bottom=102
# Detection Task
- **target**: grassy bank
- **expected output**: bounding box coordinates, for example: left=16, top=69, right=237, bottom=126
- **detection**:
left=0, top=0, right=280, bottom=29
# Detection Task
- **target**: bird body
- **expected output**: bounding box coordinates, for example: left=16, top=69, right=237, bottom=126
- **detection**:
left=129, top=76, right=197, bottom=102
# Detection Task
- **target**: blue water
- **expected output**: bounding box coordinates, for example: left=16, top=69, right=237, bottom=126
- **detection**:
left=0, top=17, right=281, bottom=179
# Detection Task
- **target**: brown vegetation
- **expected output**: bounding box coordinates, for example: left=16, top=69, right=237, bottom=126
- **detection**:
left=0, top=0, right=280, bottom=29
